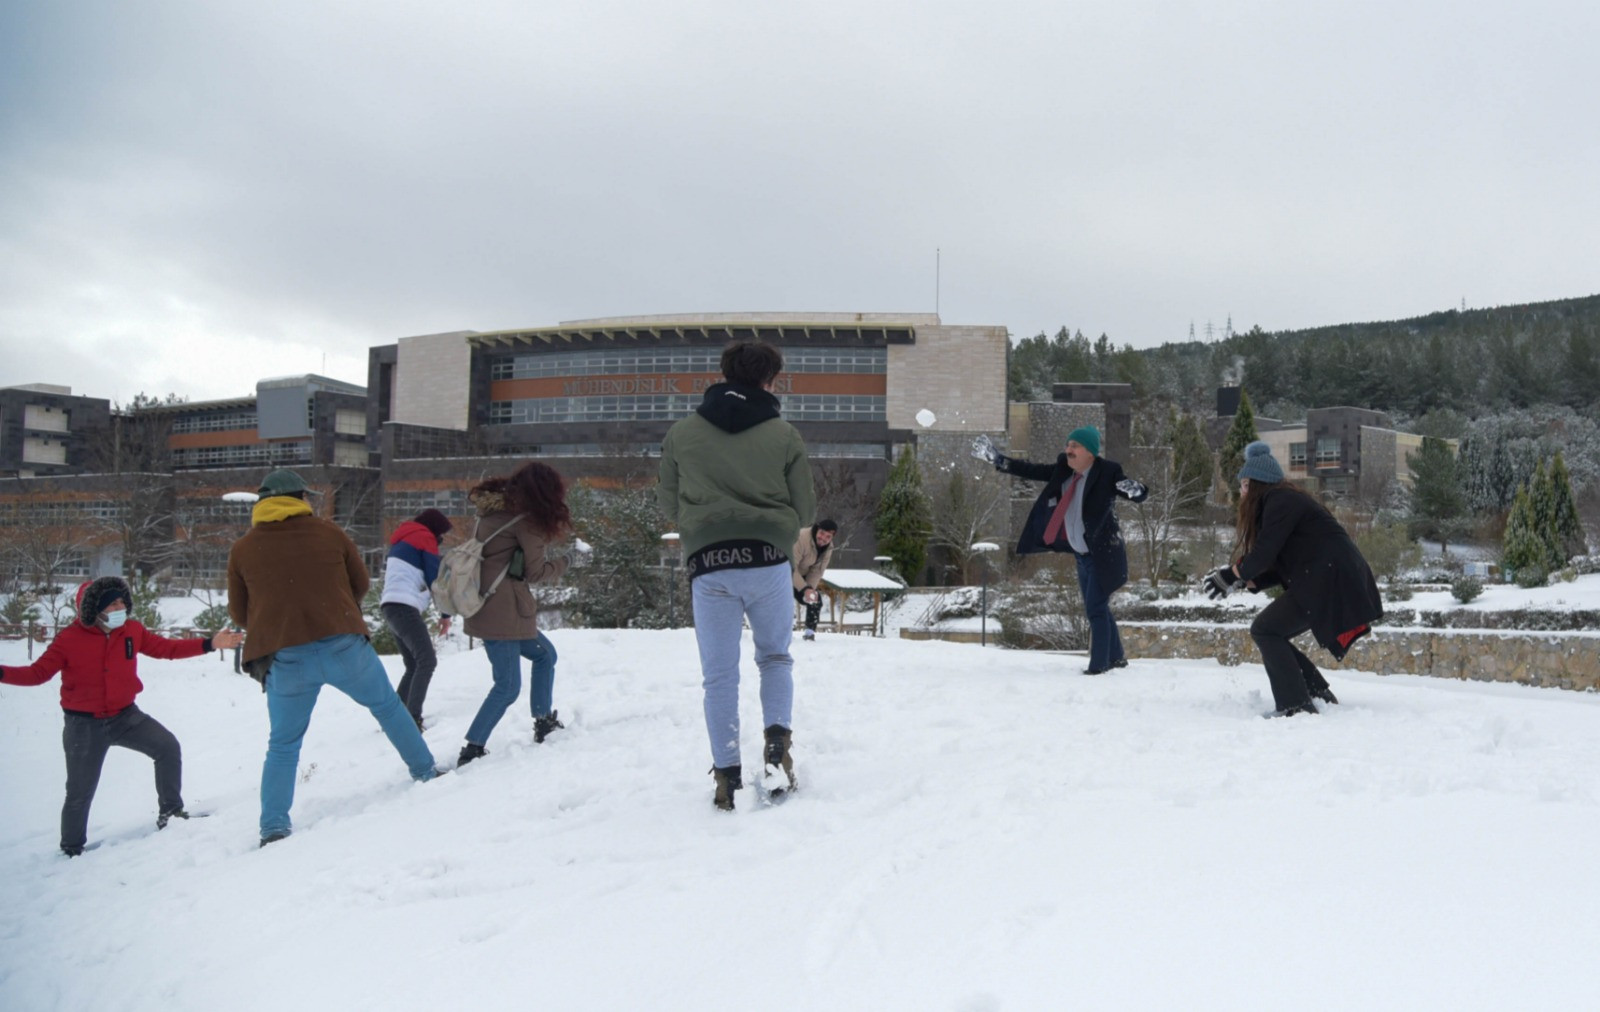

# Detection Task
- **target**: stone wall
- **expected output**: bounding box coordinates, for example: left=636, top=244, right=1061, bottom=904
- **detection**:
left=1117, top=622, right=1600, bottom=692
left=900, top=622, right=1600, bottom=691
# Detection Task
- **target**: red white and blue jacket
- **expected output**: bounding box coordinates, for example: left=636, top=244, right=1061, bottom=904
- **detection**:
left=380, top=520, right=447, bottom=614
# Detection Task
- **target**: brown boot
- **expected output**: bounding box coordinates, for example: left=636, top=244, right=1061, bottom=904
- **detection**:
left=710, top=765, right=742, bottom=811
left=762, top=725, right=797, bottom=794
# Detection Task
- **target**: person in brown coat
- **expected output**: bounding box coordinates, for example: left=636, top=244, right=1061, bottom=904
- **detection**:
left=790, top=519, right=836, bottom=641
left=227, top=469, right=440, bottom=846
left=456, top=461, right=574, bottom=767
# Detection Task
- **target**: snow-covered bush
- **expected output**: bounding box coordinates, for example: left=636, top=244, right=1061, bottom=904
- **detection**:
left=1450, top=576, right=1483, bottom=604
left=192, top=603, right=232, bottom=633
left=991, top=573, right=1088, bottom=650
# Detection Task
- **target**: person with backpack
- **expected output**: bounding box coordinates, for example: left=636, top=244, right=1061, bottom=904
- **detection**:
left=1203, top=441, right=1383, bottom=717
left=791, top=519, right=837, bottom=641
left=658, top=341, right=816, bottom=810
left=1, top=576, right=243, bottom=856
left=452, top=462, right=574, bottom=767
left=380, top=508, right=454, bottom=730
left=973, top=425, right=1148, bottom=674
left=227, top=469, right=442, bottom=847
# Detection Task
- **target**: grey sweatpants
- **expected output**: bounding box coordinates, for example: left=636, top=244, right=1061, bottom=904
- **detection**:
left=692, top=562, right=794, bottom=769
left=62, top=705, right=182, bottom=851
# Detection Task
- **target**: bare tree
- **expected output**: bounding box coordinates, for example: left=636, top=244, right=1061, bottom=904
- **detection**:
left=809, top=458, right=881, bottom=556
left=0, top=505, right=100, bottom=627
left=925, top=459, right=1013, bottom=583
left=1126, top=468, right=1210, bottom=588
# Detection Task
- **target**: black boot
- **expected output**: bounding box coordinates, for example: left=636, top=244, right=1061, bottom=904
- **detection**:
left=157, top=808, right=190, bottom=830
left=534, top=710, right=565, bottom=744
left=457, top=742, right=489, bottom=767
left=1311, top=686, right=1339, bottom=705
left=710, top=765, right=742, bottom=811
left=1264, top=701, right=1320, bottom=718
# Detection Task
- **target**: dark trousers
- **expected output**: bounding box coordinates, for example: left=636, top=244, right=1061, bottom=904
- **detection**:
left=1074, top=554, right=1124, bottom=671
left=382, top=603, right=438, bottom=722
left=1249, top=594, right=1332, bottom=710
left=61, top=705, right=182, bottom=851
left=792, top=587, right=822, bottom=632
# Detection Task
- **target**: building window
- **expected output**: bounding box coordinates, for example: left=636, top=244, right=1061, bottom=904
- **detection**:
left=1288, top=443, right=1307, bottom=469
left=488, top=346, right=888, bottom=380
left=1315, top=438, right=1341, bottom=465
left=22, top=405, right=69, bottom=432
left=334, top=409, right=367, bottom=436
left=334, top=442, right=368, bottom=466
left=171, top=410, right=259, bottom=434
left=486, top=393, right=885, bottom=425
left=384, top=489, right=471, bottom=518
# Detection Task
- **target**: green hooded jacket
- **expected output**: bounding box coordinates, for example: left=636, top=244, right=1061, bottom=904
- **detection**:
left=657, top=382, right=816, bottom=562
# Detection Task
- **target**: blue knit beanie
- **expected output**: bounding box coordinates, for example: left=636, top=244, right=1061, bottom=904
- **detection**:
left=1066, top=426, right=1101, bottom=457
left=1238, top=441, right=1284, bottom=483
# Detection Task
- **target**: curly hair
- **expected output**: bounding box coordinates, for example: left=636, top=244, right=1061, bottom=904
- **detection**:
left=470, top=462, right=572, bottom=540
left=720, top=341, right=784, bottom=388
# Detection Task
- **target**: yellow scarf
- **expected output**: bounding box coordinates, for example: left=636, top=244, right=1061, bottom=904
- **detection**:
left=251, top=496, right=314, bottom=526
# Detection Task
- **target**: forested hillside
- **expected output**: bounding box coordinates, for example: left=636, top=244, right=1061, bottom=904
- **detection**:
left=1010, top=293, right=1600, bottom=423
left=1008, top=293, right=1600, bottom=518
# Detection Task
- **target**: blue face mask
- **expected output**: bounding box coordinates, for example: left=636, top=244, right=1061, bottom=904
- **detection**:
left=102, top=609, right=128, bottom=630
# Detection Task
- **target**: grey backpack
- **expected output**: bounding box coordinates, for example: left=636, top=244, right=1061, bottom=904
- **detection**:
left=430, top=514, right=526, bottom=618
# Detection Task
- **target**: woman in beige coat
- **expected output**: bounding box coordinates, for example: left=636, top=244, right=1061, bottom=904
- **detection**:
left=457, top=462, right=573, bottom=767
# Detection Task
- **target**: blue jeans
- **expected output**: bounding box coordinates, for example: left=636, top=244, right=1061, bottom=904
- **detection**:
left=467, top=633, right=558, bottom=746
left=1075, top=553, right=1124, bottom=672
left=691, top=563, right=794, bottom=770
left=260, top=634, right=438, bottom=839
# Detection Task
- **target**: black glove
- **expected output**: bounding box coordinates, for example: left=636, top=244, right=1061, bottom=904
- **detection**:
left=1202, top=567, right=1239, bottom=601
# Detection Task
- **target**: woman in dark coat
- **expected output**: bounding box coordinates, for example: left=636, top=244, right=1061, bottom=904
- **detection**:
left=975, top=425, right=1148, bottom=673
left=1204, top=441, right=1383, bottom=717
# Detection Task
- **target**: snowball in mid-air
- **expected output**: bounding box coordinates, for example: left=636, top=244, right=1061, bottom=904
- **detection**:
left=915, top=409, right=937, bottom=428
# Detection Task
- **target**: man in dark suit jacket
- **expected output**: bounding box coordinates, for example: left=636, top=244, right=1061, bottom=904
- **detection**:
left=974, top=426, right=1148, bottom=674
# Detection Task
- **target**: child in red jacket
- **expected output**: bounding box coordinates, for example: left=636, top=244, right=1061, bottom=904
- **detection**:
left=1, top=576, right=243, bottom=856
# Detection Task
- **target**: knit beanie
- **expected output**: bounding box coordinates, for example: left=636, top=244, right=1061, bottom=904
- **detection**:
left=414, top=508, right=453, bottom=539
left=1237, top=441, right=1285, bottom=483
left=1066, top=426, right=1101, bottom=457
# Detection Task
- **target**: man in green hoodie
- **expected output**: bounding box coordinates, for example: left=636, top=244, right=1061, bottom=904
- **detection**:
left=227, top=469, right=440, bottom=847
left=658, top=342, right=816, bottom=810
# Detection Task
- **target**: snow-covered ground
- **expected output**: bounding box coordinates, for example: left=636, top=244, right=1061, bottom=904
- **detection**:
left=4, top=623, right=1600, bottom=1010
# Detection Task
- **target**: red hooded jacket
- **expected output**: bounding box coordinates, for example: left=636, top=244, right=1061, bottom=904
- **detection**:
left=0, top=581, right=209, bottom=717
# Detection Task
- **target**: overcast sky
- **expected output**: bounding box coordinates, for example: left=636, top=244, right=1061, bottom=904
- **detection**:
left=2, top=1, right=1596, bottom=403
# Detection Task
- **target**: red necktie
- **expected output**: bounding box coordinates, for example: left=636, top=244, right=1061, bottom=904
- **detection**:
left=1042, top=473, right=1082, bottom=545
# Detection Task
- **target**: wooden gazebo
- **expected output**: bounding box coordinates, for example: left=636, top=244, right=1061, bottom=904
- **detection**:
left=805, top=568, right=903, bottom=637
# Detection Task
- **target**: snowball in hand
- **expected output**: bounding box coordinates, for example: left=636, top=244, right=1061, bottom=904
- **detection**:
left=915, top=409, right=937, bottom=428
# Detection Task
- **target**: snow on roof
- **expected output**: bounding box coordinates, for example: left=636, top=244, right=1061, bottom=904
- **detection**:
left=821, top=569, right=904, bottom=591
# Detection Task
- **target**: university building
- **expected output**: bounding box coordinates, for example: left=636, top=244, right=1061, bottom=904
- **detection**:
left=2, top=314, right=1010, bottom=589
left=0, top=376, right=378, bottom=589
left=367, top=313, right=1010, bottom=566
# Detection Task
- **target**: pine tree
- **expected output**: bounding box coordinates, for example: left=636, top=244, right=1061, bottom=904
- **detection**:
left=1501, top=484, right=1546, bottom=584
left=1168, top=413, right=1215, bottom=518
left=1218, top=389, right=1259, bottom=505
left=566, top=484, right=673, bottom=628
left=1405, top=436, right=1468, bottom=552
left=875, top=445, right=932, bottom=583
left=1525, top=458, right=1564, bottom=572
left=1549, top=452, right=1588, bottom=562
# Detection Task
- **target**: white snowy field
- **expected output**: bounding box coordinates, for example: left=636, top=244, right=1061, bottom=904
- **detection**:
left=4, top=627, right=1600, bottom=1011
